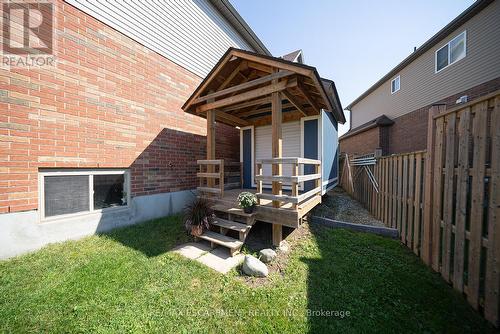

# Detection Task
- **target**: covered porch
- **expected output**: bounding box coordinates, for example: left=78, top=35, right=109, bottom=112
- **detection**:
left=182, top=48, right=344, bottom=246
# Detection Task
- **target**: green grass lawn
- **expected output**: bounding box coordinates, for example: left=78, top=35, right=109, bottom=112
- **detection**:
left=0, top=216, right=495, bottom=333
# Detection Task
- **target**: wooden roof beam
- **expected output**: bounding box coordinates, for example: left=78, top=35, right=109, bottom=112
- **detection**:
left=214, top=115, right=238, bottom=127
left=217, top=60, right=247, bottom=90
left=231, top=101, right=268, bottom=119
left=193, top=70, right=294, bottom=105
left=297, top=81, right=320, bottom=112
left=236, top=102, right=295, bottom=118
left=196, top=77, right=297, bottom=113
left=215, top=110, right=250, bottom=126
left=231, top=49, right=312, bottom=76
left=282, top=90, right=307, bottom=117
left=247, top=61, right=273, bottom=73
left=220, top=96, right=270, bottom=112
left=182, top=51, right=234, bottom=110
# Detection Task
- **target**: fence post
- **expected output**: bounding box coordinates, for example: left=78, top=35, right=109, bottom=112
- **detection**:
left=346, top=154, right=354, bottom=194
left=422, top=104, right=446, bottom=266
left=485, top=96, right=500, bottom=325
left=292, top=163, right=298, bottom=210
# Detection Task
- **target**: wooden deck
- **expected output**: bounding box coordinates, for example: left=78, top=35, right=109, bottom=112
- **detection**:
left=206, top=188, right=321, bottom=228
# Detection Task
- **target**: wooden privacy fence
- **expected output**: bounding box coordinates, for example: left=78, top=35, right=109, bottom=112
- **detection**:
left=374, top=151, right=426, bottom=254
left=340, top=91, right=500, bottom=325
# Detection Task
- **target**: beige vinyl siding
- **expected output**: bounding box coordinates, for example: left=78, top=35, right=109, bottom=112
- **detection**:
left=351, top=0, right=500, bottom=128
left=64, top=0, right=253, bottom=78
left=255, top=122, right=301, bottom=187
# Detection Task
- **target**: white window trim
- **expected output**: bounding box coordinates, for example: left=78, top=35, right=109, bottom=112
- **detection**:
left=391, top=75, right=400, bottom=94
left=435, top=30, right=466, bottom=73
left=38, top=169, right=131, bottom=223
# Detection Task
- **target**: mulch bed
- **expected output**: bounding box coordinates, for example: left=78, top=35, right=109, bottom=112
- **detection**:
left=237, top=221, right=311, bottom=287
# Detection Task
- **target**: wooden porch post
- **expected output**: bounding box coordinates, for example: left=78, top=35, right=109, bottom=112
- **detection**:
left=271, top=87, right=283, bottom=246
left=207, top=109, right=216, bottom=188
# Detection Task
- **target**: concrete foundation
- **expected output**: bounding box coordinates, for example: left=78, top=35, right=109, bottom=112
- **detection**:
left=0, top=189, right=195, bottom=259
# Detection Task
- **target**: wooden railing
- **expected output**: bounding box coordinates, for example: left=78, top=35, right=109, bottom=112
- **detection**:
left=223, top=161, right=243, bottom=190
left=197, top=159, right=224, bottom=198
left=255, top=157, right=321, bottom=210
left=197, top=160, right=242, bottom=198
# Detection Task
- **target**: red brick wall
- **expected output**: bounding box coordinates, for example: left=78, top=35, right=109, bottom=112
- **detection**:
left=0, top=0, right=239, bottom=213
left=339, top=127, right=379, bottom=157
left=387, top=108, right=428, bottom=154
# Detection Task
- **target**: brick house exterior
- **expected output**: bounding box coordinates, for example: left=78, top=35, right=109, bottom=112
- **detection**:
left=0, top=0, right=266, bottom=258
left=340, top=0, right=500, bottom=157
left=339, top=127, right=380, bottom=157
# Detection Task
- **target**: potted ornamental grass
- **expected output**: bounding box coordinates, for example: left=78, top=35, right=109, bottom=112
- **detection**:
left=237, top=191, right=257, bottom=213
left=183, top=197, right=215, bottom=237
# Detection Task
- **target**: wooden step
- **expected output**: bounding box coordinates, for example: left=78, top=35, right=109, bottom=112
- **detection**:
left=197, top=187, right=221, bottom=194
left=197, top=172, right=220, bottom=178
left=212, top=204, right=256, bottom=218
left=211, top=218, right=250, bottom=233
left=224, top=182, right=241, bottom=189
left=198, top=231, right=243, bottom=255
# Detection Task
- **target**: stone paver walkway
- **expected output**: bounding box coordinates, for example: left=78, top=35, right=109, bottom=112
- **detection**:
left=172, top=241, right=244, bottom=274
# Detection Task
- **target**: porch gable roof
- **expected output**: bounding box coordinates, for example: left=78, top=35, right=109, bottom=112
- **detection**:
left=182, top=48, right=345, bottom=127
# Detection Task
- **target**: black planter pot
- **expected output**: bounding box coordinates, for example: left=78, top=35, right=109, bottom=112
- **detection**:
left=243, top=205, right=255, bottom=214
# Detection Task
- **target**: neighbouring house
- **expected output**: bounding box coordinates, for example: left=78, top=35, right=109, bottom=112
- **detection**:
left=0, top=0, right=270, bottom=259
left=281, top=49, right=305, bottom=63
left=182, top=48, right=345, bottom=250
left=340, top=0, right=500, bottom=157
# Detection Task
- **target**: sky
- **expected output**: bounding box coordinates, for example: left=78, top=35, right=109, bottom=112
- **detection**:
left=230, top=0, right=475, bottom=136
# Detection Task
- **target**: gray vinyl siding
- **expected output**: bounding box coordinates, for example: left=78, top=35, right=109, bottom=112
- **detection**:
left=351, top=0, right=500, bottom=128
left=64, top=0, right=254, bottom=78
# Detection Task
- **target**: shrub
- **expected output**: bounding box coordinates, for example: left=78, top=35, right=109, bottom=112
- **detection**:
left=237, top=192, right=257, bottom=209
left=183, top=197, right=214, bottom=236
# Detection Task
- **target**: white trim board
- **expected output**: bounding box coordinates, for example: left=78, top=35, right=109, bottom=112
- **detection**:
left=435, top=30, right=467, bottom=74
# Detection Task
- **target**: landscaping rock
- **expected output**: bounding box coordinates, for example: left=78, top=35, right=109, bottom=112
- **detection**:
left=259, top=248, right=277, bottom=263
left=278, top=241, right=290, bottom=253
left=242, top=255, right=268, bottom=277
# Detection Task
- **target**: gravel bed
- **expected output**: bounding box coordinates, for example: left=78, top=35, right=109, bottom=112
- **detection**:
left=311, top=187, right=385, bottom=227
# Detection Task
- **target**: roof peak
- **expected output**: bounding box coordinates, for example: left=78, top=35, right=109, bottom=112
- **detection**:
left=281, top=49, right=304, bottom=64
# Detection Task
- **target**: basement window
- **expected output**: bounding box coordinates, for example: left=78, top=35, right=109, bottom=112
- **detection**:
left=435, top=31, right=466, bottom=73
left=40, top=170, right=130, bottom=221
left=391, top=75, right=400, bottom=94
